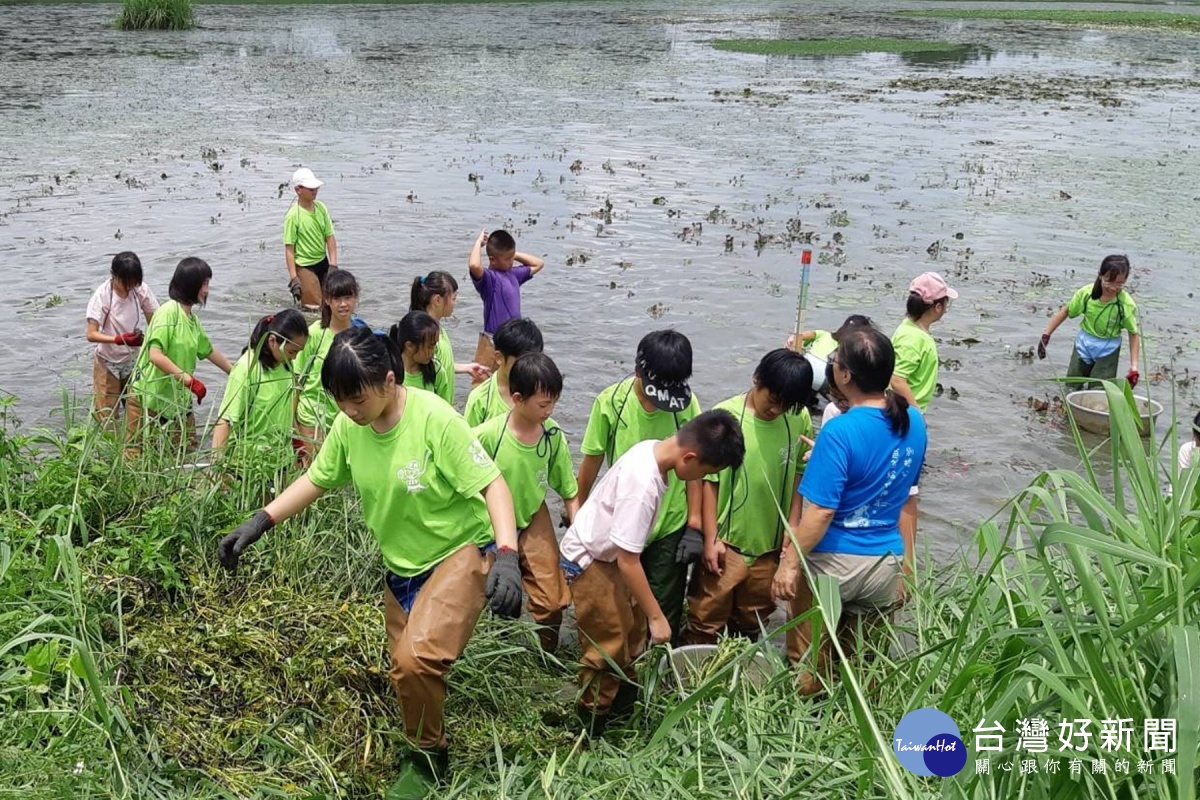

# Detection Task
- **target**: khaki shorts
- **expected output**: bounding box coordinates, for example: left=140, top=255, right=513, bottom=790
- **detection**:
left=805, top=551, right=901, bottom=614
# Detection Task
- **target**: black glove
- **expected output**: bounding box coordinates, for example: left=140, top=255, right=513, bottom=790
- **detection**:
left=1037, top=333, right=1050, bottom=360
left=288, top=276, right=303, bottom=303
left=485, top=548, right=523, bottom=619
left=676, top=526, right=704, bottom=565
left=217, top=510, right=274, bottom=571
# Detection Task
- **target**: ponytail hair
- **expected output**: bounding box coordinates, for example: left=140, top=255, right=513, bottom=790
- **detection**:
left=836, top=327, right=911, bottom=437
left=1091, top=254, right=1131, bottom=300
left=410, top=270, right=459, bottom=313
left=389, top=310, right=440, bottom=387
left=320, top=269, right=360, bottom=329
left=905, top=292, right=935, bottom=321
left=882, top=392, right=911, bottom=438
left=245, top=308, right=308, bottom=370
left=321, top=326, right=400, bottom=402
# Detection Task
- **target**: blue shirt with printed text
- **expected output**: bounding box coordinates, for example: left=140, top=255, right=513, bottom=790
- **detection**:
left=799, top=406, right=927, bottom=556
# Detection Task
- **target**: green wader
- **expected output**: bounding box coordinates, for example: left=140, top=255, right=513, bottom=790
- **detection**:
left=640, top=525, right=688, bottom=644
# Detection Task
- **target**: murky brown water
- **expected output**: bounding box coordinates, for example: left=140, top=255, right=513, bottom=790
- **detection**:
left=3, top=1, right=1199, bottom=560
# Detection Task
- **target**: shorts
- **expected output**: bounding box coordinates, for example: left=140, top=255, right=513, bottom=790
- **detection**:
left=560, top=556, right=584, bottom=584
left=805, top=551, right=902, bottom=615
left=387, top=543, right=496, bottom=613
left=298, top=257, right=330, bottom=286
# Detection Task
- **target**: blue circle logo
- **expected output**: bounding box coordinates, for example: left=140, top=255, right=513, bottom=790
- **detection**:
left=893, top=708, right=967, bottom=777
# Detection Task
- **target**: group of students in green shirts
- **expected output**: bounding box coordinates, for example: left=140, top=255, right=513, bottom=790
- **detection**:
left=207, top=305, right=819, bottom=781
left=84, top=238, right=1145, bottom=793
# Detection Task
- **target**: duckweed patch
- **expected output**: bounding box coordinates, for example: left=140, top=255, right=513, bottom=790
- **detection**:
left=889, top=74, right=1200, bottom=107
left=712, top=37, right=970, bottom=57
left=898, top=9, right=1200, bottom=31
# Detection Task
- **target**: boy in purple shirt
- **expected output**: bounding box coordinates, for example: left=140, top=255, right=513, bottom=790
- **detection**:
left=468, top=228, right=544, bottom=384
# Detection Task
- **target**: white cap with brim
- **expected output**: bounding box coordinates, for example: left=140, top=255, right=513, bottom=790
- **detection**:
left=805, top=352, right=828, bottom=393
left=292, top=167, right=324, bottom=190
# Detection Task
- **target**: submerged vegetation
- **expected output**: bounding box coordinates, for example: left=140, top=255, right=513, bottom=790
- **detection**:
left=114, top=0, right=193, bottom=30
left=1, top=385, right=1197, bottom=797
left=898, top=9, right=1200, bottom=31
left=712, top=38, right=969, bottom=57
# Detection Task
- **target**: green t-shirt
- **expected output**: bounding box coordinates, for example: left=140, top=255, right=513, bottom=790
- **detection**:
left=218, top=351, right=297, bottom=443
left=808, top=330, right=837, bottom=360
left=283, top=201, right=335, bottom=267
left=473, top=414, right=579, bottom=530
left=307, top=389, right=500, bottom=577
left=402, top=368, right=440, bottom=394
left=1066, top=285, right=1138, bottom=340
left=294, top=321, right=339, bottom=432
left=130, top=300, right=213, bottom=416
left=891, top=318, right=938, bottom=413
left=706, top=395, right=812, bottom=561
left=580, top=377, right=701, bottom=541
left=217, top=351, right=298, bottom=470
left=464, top=374, right=511, bottom=427
left=433, top=328, right=455, bottom=406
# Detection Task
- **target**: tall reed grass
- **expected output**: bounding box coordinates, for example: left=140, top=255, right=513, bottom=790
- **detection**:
left=114, top=0, right=193, bottom=31
left=0, top=384, right=1195, bottom=797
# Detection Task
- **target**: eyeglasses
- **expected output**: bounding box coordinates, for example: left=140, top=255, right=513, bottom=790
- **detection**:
left=272, top=334, right=305, bottom=352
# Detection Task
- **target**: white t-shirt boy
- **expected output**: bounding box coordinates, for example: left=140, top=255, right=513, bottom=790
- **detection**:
left=560, top=439, right=667, bottom=570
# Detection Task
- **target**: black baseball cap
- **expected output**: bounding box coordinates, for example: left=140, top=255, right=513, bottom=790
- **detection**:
left=636, top=352, right=692, bottom=412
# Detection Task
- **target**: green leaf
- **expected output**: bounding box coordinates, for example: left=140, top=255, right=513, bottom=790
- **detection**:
left=1039, top=523, right=1173, bottom=569
left=1172, top=626, right=1200, bottom=800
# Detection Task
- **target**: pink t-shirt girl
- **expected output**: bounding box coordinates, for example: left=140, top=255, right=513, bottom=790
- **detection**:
left=86, top=278, right=159, bottom=367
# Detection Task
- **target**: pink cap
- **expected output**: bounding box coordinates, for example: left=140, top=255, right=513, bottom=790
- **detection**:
left=909, top=272, right=959, bottom=302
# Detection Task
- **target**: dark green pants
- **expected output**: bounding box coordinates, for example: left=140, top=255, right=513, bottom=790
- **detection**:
left=641, top=526, right=687, bottom=644
left=1068, top=346, right=1120, bottom=391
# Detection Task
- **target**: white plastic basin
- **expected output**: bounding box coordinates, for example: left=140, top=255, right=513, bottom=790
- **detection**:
left=657, top=644, right=775, bottom=692
left=1065, top=390, right=1163, bottom=437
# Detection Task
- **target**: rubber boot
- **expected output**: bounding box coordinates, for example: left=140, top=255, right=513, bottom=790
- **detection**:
left=577, top=705, right=609, bottom=739
left=536, top=614, right=563, bottom=654
left=610, top=681, right=641, bottom=720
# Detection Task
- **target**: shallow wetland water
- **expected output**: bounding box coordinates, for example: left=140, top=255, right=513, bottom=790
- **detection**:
left=2, top=0, right=1200, bottom=561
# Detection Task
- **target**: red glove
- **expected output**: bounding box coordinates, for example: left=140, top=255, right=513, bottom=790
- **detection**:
left=188, top=377, right=207, bottom=405
left=113, top=331, right=143, bottom=347
left=1126, top=369, right=1139, bottom=389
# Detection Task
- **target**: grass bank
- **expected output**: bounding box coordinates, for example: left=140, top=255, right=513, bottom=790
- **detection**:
left=712, top=38, right=969, bottom=57
left=1, top=386, right=1197, bottom=797
left=898, top=9, right=1200, bottom=31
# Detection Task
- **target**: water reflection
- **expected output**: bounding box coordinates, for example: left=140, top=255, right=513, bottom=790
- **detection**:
left=900, top=44, right=990, bottom=67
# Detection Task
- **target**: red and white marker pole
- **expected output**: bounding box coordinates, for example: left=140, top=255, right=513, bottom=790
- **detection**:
left=793, top=249, right=813, bottom=351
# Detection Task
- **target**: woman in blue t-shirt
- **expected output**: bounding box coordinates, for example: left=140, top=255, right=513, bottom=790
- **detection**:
left=771, top=326, right=927, bottom=695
